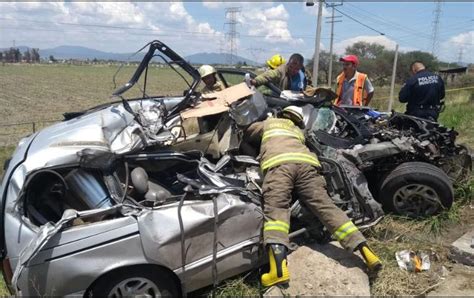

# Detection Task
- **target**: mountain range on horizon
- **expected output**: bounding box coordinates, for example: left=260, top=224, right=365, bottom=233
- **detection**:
left=1, top=45, right=261, bottom=66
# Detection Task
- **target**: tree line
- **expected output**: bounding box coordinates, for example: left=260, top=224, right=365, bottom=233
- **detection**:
left=307, top=41, right=465, bottom=86
left=1, top=47, right=40, bottom=63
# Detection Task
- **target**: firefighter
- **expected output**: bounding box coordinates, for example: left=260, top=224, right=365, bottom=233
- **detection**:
left=249, top=53, right=312, bottom=92
left=244, top=106, right=382, bottom=287
left=334, top=55, right=374, bottom=106
left=399, top=61, right=445, bottom=121
left=266, top=54, right=286, bottom=70
left=198, top=65, right=225, bottom=94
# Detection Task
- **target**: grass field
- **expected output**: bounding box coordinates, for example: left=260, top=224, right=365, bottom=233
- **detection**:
left=0, top=63, right=472, bottom=295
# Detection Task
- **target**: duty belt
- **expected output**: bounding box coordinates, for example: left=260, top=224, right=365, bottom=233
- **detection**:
left=417, top=104, right=440, bottom=110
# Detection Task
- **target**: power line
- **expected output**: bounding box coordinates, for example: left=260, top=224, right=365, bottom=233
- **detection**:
left=0, top=17, right=330, bottom=40
left=333, top=7, right=385, bottom=35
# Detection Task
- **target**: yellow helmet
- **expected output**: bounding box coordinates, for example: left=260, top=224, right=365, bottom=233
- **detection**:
left=266, top=54, right=286, bottom=69
left=282, top=106, right=304, bottom=128
left=198, top=65, right=216, bottom=78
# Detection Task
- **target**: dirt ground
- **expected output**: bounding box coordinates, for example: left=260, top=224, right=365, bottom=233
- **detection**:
left=264, top=241, right=371, bottom=296
left=427, top=263, right=474, bottom=296
left=263, top=203, right=474, bottom=297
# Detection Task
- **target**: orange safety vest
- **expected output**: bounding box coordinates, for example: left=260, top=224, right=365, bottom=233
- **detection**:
left=334, top=72, right=368, bottom=106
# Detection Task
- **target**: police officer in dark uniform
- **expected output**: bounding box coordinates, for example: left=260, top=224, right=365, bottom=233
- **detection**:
left=399, top=61, right=445, bottom=121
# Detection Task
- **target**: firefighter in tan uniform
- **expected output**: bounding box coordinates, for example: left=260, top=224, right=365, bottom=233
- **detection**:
left=244, top=106, right=382, bottom=287
left=198, top=65, right=225, bottom=94
left=249, top=53, right=312, bottom=92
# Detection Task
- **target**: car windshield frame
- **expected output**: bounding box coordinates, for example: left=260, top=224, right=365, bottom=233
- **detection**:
left=112, top=40, right=201, bottom=116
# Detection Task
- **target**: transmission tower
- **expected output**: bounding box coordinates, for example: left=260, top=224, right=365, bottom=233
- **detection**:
left=430, top=0, right=442, bottom=57
left=225, top=7, right=241, bottom=65
left=457, top=47, right=463, bottom=65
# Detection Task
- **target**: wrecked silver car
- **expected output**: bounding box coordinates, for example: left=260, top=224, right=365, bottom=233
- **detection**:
left=0, top=40, right=469, bottom=296
left=1, top=41, right=267, bottom=296
left=0, top=40, right=382, bottom=296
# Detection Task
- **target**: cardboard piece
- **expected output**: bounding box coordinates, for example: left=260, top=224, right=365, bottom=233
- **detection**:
left=180, top=82, right=254, bottom=119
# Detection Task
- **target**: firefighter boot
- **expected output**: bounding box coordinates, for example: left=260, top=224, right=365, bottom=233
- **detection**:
left=261, top=244, right=289, bottom=287
left=358, top=243, right=382, bottom=272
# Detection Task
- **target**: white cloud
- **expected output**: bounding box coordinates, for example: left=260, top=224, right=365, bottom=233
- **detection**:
left=242, top=4, right=303, bottom=44
left=437, top=31, right=473, bottom=63
left=333, top=35, right=398, bottom=55
left=202, top=2, right=224, bottom=9
left=265, top=4, right=289, bottom=20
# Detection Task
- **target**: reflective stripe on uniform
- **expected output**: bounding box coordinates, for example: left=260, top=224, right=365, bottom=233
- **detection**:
left=261, top=152, right=320, bottom=170
left=264, top=220, right=290, bottom=234
left=262, top=128, right=304, bottom=143
left=333, top=221, right=359, bottom=242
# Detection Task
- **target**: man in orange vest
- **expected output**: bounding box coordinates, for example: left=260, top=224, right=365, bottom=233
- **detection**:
left=334, top=55, right=374, bottom=106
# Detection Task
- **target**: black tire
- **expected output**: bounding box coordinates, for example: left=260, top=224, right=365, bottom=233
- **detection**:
left=379, top=162, right=454, bottom=218
left=89, top=266, right=180, bottom=297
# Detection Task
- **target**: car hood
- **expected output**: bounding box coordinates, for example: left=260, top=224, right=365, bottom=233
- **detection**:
left=22, top=99, right=177, bottom=173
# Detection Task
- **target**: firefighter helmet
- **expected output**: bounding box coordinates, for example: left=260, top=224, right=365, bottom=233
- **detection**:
left=198, top=65, right=217, bottom=78
left=282, top=106, right=304, bottom=128
left=266, top=54, right=286, bottom=69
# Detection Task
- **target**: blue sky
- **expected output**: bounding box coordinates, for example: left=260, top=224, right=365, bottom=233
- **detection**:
left=0, top=1, right=472, bottom=63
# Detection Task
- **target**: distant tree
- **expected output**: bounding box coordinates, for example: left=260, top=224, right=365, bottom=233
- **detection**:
left=306, top=51, right=338, bottom=85
left=23, top=50, right=31, bottom=63
left=397, top=51, right=439, bottom=82
left=49, top=55, right=57, bottom=63
left=31, top=48, right=40, bottom=63
left=345, top=41, right=385, bottom=59
left=9, top=48, right=21, bottom=63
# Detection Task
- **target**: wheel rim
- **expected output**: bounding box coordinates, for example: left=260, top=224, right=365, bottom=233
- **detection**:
left=108, top=277, right=161, bottom=297
left=392, top=184, right=441, bottom=217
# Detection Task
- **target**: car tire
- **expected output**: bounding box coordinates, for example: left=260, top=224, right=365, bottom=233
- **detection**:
left=89, top=266, right=180, bottom=297
left=379, top=162, right=454, bottom=218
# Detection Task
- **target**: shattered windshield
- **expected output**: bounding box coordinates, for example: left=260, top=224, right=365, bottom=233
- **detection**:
left=112, top=41, right=199, bottom=99
left=311, top=108, right=337, bottom=133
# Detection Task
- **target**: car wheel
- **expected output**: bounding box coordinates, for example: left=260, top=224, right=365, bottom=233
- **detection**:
left=89, top=267, right=179, bottom=297
left=379, top=162, right=454, bottom=218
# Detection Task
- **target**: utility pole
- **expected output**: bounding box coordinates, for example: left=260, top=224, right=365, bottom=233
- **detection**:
left=325, top=1, right=343, bottom=88
left=225, top=7, right=241, bottom=66
left=387, top=44, right=399, bottom=112
left=312, top=0, right=324, bottom=87
left=430, top=0, right=442, bottom=57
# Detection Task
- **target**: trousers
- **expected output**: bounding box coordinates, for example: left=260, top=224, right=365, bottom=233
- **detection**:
left=262, top=163, right=365, bottom=251
left=405, top=108, right=439, bottom=121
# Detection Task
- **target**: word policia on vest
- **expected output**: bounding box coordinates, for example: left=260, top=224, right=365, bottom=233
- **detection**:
left=417, top=75, right=439, bottom=86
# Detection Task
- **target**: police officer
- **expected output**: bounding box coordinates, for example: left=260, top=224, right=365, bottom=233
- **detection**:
left=244, top=106, right=382, bottom=287
left=250, top=53, right=312, bottom=92
left=399, top=61, right=445, bottom=121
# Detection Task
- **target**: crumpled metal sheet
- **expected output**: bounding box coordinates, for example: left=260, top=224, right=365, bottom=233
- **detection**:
left=334, top=154, right=384, bottom=220
left=11, top=206, right=125, bottom=294
left=137, top=193, right=262, bottom=272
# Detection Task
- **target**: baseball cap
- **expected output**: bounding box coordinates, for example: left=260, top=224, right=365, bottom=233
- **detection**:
left=339, top=55, right=359, bottom=66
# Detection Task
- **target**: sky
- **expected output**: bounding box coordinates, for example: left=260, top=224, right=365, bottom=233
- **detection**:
left=0, top=1, right=473, bottom=64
